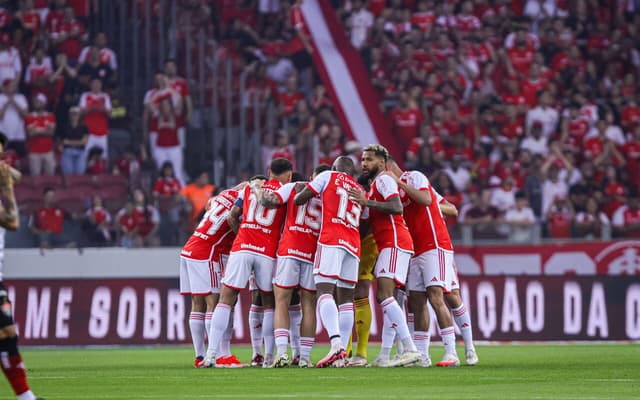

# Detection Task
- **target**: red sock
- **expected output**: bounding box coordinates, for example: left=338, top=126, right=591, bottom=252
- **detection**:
left=1, top=353, right=30, bottom=395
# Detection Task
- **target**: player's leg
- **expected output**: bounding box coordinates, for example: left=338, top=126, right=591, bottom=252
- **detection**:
left=0, top=284, right=42, bottom=400
left=180, top=258, right=212, bottom=366
left=374, top=248, right=420, bottom=367
left=200, top=253, right=247, bottom=367
left=255, top=256, right=276, bottom=368
left=445, top=289, right=478, bottom=365
left=288, top=289, right=302, bottom=364
left=249, top=287, right=264, bottom=366
left=313, top=246, right=349, bottom=368
left=347, top=278, right=372, bottom=366
left=336, top=285, right=355, bottom=362
left=409, top=291, right=431, bottom=367
left=189, top=296, right=207, bottom=364
left=426, top=249, right=459, bottom=367
left=273, top=286, right=293, bottom=367
left=298, top=261, right=316, bottom=368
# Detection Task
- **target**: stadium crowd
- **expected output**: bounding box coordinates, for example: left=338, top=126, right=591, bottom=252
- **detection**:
left=1, top=0, right=640, bottom=249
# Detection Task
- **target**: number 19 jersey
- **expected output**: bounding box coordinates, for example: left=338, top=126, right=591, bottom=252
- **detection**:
left=231, top=180, right=287, bottom=259
left=307, top=171, right=363, bottom=258
left=181, top=189, right=239, bottom=261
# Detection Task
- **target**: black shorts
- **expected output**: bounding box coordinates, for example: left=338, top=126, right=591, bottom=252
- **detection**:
left=0, top=282, right=14, bottom=329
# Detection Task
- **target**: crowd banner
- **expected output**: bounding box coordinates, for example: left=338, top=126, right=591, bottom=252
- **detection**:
left=4, top=241, right=639, bottom=346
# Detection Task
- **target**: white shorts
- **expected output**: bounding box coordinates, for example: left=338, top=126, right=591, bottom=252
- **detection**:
left=407, top=249, right=459, bottom=293
left=374, top=247, right=412, bottom=286
left=313, top=245, right=359, bottom=289
left=179, top=257, right=220, bottom=295
left=274, top=257, right=315, bottom=292
left=222, top=251, right=275, bottom=292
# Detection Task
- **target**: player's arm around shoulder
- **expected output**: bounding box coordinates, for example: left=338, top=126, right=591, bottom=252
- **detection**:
left=0, top=163, right=19, bottom=231
left=348, top=174, right=403, bottom=215
left=387, top=170, right=431, bottom=206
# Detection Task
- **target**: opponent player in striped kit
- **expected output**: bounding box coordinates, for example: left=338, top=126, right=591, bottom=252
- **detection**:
left=259, top=164, right=331, bottom=367
left=0, top=132, right=44, bottom=400
left=389, top=159, right=478, bottom=366
left=294, top=157, right=363, bottom=368
left=347, top=145, right=421, bottom=367
left=180, top=182, right=247, bottom=368
left=200, top=159, right=292, bottom=368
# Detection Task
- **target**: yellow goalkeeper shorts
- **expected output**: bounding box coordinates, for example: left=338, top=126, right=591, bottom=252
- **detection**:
left=358, top=233, right=378, bottom=282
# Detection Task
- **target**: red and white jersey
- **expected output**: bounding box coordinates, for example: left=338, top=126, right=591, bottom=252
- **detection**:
left=24, top=57, right=52, bottom=83
left=143, top=87, right=180, bottom=132
left=231, top=180, right=287, bottom=259
left=274, top=183, right=322, bottom=263
left=78, top=46, right=118, bottom=70
left=168, top=77, right=189, bottom=127
left=79, top=91, right=111, bottom=135
left=87, top=206, right=111, bottom=225
left=25, top=112, right=56, bottom=153
left=307, top=171, right=362, bottom=258
left=182, top=189, right=239, bottom=261
left=367, top=173, right=414, bottom=253
left=399, top=170, right=453, bottom=255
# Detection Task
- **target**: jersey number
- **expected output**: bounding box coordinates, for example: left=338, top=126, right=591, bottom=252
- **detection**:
left=295, top=199, right=321, bottom=230
left=197, top=202, right=228, bottom=235
left=336, top=187, right=361, bottom=227
left=246, top=193, right=277, bottom=226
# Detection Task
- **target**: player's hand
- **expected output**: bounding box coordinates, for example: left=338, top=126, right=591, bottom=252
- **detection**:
left=347, top=187, right=367, bottom=206
left=294, top=182, right=306, bottom=193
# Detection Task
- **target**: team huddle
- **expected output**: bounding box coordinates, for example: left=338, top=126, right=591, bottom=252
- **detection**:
left=179, top=144, right=478, bottom=368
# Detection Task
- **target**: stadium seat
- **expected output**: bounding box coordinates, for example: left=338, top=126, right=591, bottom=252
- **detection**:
left=63, top=174, right=99, bottom=188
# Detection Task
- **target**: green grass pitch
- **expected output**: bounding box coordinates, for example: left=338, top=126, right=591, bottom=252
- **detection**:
left=4, top=344, right=639, bottom=399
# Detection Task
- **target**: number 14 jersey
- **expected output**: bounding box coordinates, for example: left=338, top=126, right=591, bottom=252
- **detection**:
left=231, top=180, right=287, bottom=259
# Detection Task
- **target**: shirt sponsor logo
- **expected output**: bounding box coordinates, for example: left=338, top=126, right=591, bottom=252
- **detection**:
left=287, top=249, right=312, bottom=259
left=241, top=243, right=266, bottom=252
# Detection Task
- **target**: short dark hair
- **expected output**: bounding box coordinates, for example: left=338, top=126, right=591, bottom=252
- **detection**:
left=362, top=144, right=389, bottom=162
left=332, top=156, right=356, bottom=176
left=270, top=158, right=293, bottom=176
left=313, top=164, right=331, bottom=176
left=249, top=174, right=268, bottom=182
left=515, top=190, right=527, bottom=200
left=291, top=171, right=306, bottom=182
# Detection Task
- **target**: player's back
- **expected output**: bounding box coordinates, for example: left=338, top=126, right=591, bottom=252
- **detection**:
left=232, top=180, right=287, bottom=258
left=400, top=170, right=453, bottom=253
left=310, top=171, right=362, bottom=258
left=367, top=173, right=413, bottom=252
left=277, top=183, right=322, bottom=263
left=181, top=188, right=238, bottom=260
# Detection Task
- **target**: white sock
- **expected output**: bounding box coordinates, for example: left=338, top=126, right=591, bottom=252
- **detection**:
left=289, top=304, right=302, bottom=357
left=188, top=311, right=205, bottom=358
left=218, top=310, right=233, bottom=357
left=439, top=326, right=457, bottom=357
left=262, top=308, right=275, bottom=359
left=204, top=312, right=213, bottom=340
left=318, top=294, right=342, bottom=348
left=206, top=304, right=231, bottom=355
left=452, top=303, right=475, bottom=351
left=274, top=328, right=290, bottom=357
left=413, top=331, right=430, bottom=359
left=299, top=336, right=314, bottom=362
left=249, top=305, right=264, bottom=357
left=381, top=297, right=417, bottom=351
left=17, top=390, right=36, bottom=400
left=338, top=302, right=354, bottom=350
left=379, top=314, right=395, bottom=359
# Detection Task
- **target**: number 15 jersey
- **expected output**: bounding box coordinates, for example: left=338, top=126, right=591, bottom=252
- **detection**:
left=231, top=180, right=287, bottom=259
left=307, top=171, right=363, bottom=258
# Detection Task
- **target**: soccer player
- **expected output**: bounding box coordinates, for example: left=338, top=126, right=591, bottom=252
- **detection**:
left=389, top=159, right=478, bottom=366
left=180, top=182, right=247, bottom=368
left=259, top=164, right=331, bottom=367
left=200, top=159, right=292, bottom=368
left=0, top=132, right=44, bottom=400
left=347, top=145, right=421, bottom=367
left=294, top=157, right=363, bottom=368
left=346, top=175, right=378, bottom=367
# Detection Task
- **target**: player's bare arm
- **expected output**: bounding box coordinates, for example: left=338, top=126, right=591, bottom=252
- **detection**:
left=0, top=163, right=19, bottom=231
left=259, top=191, right=282, bottom=208
left=440, top=200, right=458, bottom=217
left=293, top=186, right=315, bottom=205
left=387, top=172, right=431, bottom=206
left=347, top=187, right=403, bottom=215
left=227, top=205, right=242, bottom=234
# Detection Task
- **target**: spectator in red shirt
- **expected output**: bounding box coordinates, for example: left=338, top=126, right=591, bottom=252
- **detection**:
left=390, top=91, right=423, bottom=151
left=86, top=146, right=106, bottom=175
left=25, top=93, right=55, bottom=175
left=546, top=197, right=574, bottom=239
left=153, top=162, right=182, bottom=242
left=29, top=187, right=74, bottom=249
left=24, top=46, right=52, bottom=100
left=82, top=194, right=112, bottom=246
left=132, top=188, right=160, bottom=247
left=50, top=6, right=87, bottom=61
left=574, top=197, right=609, bottom=240
left=278, top=75, right=304, bottom=118
left=153, top=97, right=184, bottom=184
left=79, top=77, right=111, bottom=159
left=612, top=193, right=640, bottom=238
left=460, top=188, right=505, bottom=239
left=116, top=200, right=137, bottom=248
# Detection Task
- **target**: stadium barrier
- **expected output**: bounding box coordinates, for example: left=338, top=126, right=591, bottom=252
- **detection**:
left=5, top=241, right=639, bottom=346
